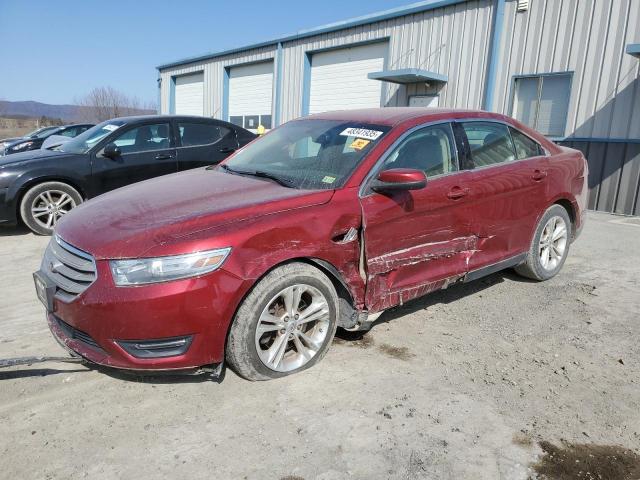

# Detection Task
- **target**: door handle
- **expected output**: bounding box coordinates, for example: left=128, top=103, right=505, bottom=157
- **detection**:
left=155, top=153, right=174, bottom=160
left=447, top=187, right=469, bottom=200
left=219, top=146, right=236, bottom=154
left=532, top=169, right=548, bottom=181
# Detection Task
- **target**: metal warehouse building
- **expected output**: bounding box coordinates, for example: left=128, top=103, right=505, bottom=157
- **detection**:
left=158, top=0, right=640, bottom=216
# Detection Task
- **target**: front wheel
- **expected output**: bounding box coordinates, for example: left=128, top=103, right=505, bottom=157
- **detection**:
left=515, top=204, right=572, bottom=281
left=19, top=181, right=83, bottom=235
left=226, top=263, right=338, bottom=381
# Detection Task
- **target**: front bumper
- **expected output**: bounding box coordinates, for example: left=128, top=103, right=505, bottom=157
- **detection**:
left=43, top=262, right=248, bottom=371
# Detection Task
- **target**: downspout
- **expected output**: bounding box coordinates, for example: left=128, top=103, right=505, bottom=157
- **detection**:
left=483, top=0, right=506, bottom=112
left=274, top=42, right=283, bottom=126
left=156, top=71, right=162, bottom=114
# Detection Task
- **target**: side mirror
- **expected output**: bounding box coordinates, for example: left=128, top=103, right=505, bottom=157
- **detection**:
left=103, top=142, right=121, bottom=158
left=371, top=168, right=427, bottom=192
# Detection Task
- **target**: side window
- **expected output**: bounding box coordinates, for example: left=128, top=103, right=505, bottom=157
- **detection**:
left=509, top=127, right=542, bottom=159
left=461, top=122, right=516, bottom=167
left=112, top=123, right=171, bottom=154
left=178, top=122, right=230, bottom=147
left=382, top=123, right=457, bottom=177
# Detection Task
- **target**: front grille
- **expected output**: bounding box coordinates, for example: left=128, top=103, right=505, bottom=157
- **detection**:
left=55, top=316, right=102, bottom=351
left=42, top=235, right=97, bottom=302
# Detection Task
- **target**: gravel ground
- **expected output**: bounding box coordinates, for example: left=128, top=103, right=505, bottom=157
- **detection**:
left=0, top=211, right=639, bottom=479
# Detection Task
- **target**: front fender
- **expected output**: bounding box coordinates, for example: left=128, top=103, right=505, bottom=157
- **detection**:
left=7, top=167, right=89, bottom=205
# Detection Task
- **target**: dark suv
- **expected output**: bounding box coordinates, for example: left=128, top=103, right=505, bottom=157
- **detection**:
left=0, top=115, right=256, bottom=234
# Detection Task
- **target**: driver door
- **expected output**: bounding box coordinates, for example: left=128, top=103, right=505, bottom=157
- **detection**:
left=359, top=122, right=474, bottom=312
left=92, top=122, right=177, bottom=193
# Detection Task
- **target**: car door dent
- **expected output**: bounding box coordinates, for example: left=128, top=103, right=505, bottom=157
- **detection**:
left=362, top=231, right=478, bottom=313
left=366, top=235, right=478, bottom=275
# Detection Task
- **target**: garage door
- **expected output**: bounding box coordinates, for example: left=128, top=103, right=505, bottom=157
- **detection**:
left=229, top=62, right=273, bottom=132
left=309, top=42, right=387, bottom=114
left=174, top=73, right=204, bottom=116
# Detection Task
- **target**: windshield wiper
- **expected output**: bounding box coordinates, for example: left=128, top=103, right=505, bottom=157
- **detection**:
left=218, top=164, right=296, bottom=188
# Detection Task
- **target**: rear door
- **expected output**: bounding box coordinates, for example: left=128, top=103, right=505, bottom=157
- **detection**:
left=174, top=119, right=239, bottom=171
left=360, top=122, right=475, bottom=312
left=92, top=121, right=177, bottom=193
left=458, top=121, right=549, bottom=270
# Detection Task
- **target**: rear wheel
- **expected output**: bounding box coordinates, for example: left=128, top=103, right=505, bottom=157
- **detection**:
left=226, top=263, right=338, bottom=381
left=19, top=182, right=82, bottom=235
left=515, top=204, right=571, bottom=281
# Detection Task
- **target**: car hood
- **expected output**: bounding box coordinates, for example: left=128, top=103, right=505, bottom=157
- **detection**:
left=56, top=167, right=334, bottom=259
left=1, top=136, right=26, bottom=144
left=0, top=147, right=72, bottom=166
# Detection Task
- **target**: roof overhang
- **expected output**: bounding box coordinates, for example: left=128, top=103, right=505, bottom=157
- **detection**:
left=367, top=68, right=448, bottom=85
left=626, top=44, right=640, bottom=58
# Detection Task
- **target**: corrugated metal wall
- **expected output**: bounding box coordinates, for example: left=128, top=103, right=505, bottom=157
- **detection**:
left=159, top=0, right=640, bottom=215
left=159, top=46, right=276, bottom=117
left=495, top=0, right=640, bottom=140
left=558, top=140, right=640, bottom=216
left=280, top=0, right=494, bottom=121
left=160, top=0, right=494, bottom=123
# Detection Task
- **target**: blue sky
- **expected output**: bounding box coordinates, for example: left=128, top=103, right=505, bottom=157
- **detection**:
left=0, top=0, right=414, bottom=105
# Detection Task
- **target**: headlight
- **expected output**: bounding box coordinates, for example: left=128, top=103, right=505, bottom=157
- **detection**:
left=11, top=141, right=34, bottom=151
left=110, top=247, right=231, bottom=286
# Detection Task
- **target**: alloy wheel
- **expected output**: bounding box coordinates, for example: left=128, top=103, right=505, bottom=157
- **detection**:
left=538, top=215, right=568, bottom=271
left=30, top=190, right=77, bottom=230
left=254, top=284, right=331, bottom=372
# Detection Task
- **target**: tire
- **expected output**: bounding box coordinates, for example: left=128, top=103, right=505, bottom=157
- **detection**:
left=515, top=204, right=572, bottom=281
left=19, top=182, right=83, bottom=235
left=226, top=262, right=339, bottom=381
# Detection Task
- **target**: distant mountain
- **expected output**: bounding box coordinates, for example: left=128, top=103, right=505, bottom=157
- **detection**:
left=0, top=100, right=155, bottom=122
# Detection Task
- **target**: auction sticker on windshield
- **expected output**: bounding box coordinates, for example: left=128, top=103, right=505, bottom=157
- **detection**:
left=339, top=128, right=383, bottom=140
left=103, top=124, right=120, bottom=132
left=350, top=138, right=370, bottom=150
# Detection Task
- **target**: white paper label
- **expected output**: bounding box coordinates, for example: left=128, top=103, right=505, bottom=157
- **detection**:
left=339, top=127, right=383, bottom=140
left=103, top=124, right=120, bottom=132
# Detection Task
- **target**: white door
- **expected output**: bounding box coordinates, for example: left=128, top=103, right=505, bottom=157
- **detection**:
left=309, top=42, right=387, bottom=114
left=229, top=62, right=273, bottom=132
left=174, top=73, right=204, bottom=116
left=409, top=95, right=439, bottom=108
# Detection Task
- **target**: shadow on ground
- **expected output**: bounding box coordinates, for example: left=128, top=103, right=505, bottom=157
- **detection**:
left=0, top=225, right=32, bottom=237
left=335, top=268, right=534, bottom=342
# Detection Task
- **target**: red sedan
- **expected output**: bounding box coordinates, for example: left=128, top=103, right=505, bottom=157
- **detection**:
left=34, top=108, right=588, bottom=380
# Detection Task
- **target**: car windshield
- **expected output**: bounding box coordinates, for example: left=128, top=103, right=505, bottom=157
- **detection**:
left=28, top=126, right=58, bottom=138
left=222, top=119, right=390, bottom=189
left=58, top=120, right=126, bottom=154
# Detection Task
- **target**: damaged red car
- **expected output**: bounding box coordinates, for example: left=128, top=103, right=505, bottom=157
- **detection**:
left=34, top=108, right=588, bottom=380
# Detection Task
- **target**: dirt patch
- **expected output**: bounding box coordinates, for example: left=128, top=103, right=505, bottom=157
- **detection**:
left=378, top=343, right=415, bottom=361
left=532, top=441, right=640, bottom=480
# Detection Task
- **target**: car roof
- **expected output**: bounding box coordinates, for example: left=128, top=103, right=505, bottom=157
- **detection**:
left=106, top=115, right=230, bottom=124
left=304, top=107, right=512, bottom=127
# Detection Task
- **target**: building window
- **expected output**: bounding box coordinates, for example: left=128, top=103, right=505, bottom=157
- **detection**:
left=511, top=74, right=571, bottom=137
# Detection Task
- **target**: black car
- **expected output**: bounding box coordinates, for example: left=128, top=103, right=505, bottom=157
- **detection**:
left=0, top=126, right=60, bottom=154
left=0, top=115, right=256, bottom=235
left=1, top=124, right=95, bottom=156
